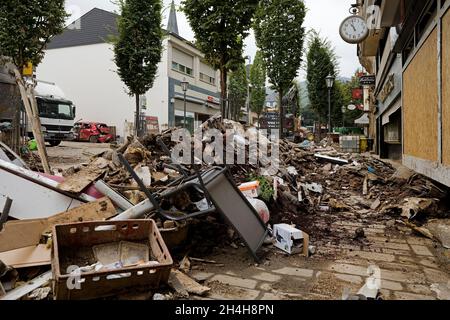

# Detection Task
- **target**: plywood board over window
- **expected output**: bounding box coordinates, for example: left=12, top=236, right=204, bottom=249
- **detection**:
left=403, top=28, right=438, bottom=162
left=443, top=10, right=450, bottom=165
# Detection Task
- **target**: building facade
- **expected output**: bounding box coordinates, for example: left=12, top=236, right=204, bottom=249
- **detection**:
left=37, top=7, right=220, bottom=138
left=357, top=0, right=450, bottom=187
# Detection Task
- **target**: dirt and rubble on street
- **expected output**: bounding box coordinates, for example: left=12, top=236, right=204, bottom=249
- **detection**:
left=1, top=115, right=449, bottom=301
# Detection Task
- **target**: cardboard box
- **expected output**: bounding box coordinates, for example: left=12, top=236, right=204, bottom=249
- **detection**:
left=273, top=224, right=309, bottom=256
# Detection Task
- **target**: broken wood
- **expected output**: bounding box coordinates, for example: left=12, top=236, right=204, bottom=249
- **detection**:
left=0, top=219, right=48, bottom=252
left=12, top=68, right=50, bottom=174
left=363, top=176, right=368, bottom=196
left=189, top=257, right=220, bottom=264
left=0, top=244, right=51, bottom=269
left=46, top=197, right=117, bottom=226
left=0, top=198, right=116, bottom=253
left=401, top=220, right=435, bottom=240
left=314, top=154, right=349, bottom=165
left=168, top=269, right=210, bottom=297
left=58, top=158, right=109, bottom=193
left=0, top=270, right=52, bottom=300
left=179, top=255, right=191, bottom=273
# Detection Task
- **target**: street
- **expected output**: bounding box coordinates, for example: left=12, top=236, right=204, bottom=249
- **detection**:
left=1, top=0, right=450, bottom=306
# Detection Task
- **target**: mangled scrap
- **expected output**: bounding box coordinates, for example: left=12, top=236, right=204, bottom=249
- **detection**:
left=0, top=114, right=449, bottom=300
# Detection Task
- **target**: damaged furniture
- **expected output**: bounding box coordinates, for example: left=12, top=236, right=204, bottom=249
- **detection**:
left=118, top=153, right=268, bottom=261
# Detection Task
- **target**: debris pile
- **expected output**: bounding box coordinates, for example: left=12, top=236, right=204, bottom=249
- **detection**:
left=0, top=115, right=449, bottom=300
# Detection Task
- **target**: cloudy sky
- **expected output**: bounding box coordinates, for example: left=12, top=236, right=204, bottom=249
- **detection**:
left=65, top=0, right=360, bottom=80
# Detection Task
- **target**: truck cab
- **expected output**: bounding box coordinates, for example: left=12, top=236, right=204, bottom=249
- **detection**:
left=33, top=81, right=76, bottom=146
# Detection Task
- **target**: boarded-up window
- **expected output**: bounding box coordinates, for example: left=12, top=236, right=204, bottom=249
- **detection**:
left=403, top=28, right=438, bottom=162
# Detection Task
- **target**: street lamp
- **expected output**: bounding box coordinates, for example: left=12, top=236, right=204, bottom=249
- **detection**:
left=326, top=74, right=335, bottom=135
left=341, top=105, right=346, bottom=129
left=245, top=55, right=252, bottom=125
left=181, top=79, right=189, bottom=129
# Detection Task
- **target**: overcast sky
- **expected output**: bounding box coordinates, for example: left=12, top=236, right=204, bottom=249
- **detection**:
left=65, top=0, right=361, bottom=80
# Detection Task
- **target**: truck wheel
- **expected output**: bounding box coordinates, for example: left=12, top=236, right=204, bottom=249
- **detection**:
left=89, top=135, right=99, bottom=143
left=49, top=140, right=62, bottom=147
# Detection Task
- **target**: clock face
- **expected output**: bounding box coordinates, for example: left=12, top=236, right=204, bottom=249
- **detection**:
left=340, top=15, right=369, bottom=44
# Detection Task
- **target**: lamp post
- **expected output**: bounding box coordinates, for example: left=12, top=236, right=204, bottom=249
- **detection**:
left=325, top=74, right=335, bottom=135
left=180, top=79, right=189, bottom=129
left=245, top=55, right=251, bottom=125
left=341, top=105, right=346, bottom=129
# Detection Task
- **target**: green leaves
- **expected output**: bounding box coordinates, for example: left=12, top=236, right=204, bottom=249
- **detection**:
left=113, top=0, right=163, bottom=96
left=182, top=0, right=258, bottom=117
left=254, top=0, right=306, bottom=103
left=249, top=51, right=266, bottom=118
left=306, top=31, right=337, bottom=123
left=0, top=0, right=67, bottom=69
left=228, top=61, right=248, bottom=120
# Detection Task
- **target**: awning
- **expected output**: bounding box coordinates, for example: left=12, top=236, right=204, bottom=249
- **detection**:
left=382, top=99, right=401, bottom=125
left=355, top=113, right=370, bottom=125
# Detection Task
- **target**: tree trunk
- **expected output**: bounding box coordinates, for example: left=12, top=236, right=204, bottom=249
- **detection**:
left=220, top=67, right=227, bottom=120
left=278, top=90, right=283, bottom=139
left=135, top=94, right=140, bottom=137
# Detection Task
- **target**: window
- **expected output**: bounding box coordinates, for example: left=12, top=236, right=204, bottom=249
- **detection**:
left=200, top=62, right=217, bottom=86
left=175, top=115, right=194, bottom=133
left=200, top=72, right=215, bottom=85
left=172, top=61, right=193, bottom=76
left=37, top=99, right=75, bottom=120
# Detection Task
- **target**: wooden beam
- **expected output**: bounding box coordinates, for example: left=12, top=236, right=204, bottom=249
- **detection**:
left=12, top=68, right=51, bottom=174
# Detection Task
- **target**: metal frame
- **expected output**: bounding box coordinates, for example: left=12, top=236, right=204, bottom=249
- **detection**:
left=118, top=153, right=216, bottom=222
left=118, top=147, right=268, bottom=261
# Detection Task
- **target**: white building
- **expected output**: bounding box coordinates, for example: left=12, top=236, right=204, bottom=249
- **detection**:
left=38, top=6, right=221, bottom=139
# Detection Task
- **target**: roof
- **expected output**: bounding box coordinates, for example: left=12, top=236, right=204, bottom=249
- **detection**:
left=167, top=0, right=179, bottom=35
left=46, top=8, right=119, bottom=50
left=46, top=7, right=197, bottom=52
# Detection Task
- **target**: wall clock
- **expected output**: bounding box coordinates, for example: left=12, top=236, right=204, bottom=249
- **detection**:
left=339, top=15, right=369, bottom=44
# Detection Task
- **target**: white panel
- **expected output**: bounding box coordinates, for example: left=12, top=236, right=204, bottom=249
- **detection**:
left=0, top=169, right=84, bottom=219
left=172, top=47, right=194, bottom=68
left=200, top=62, right=215, bottom=77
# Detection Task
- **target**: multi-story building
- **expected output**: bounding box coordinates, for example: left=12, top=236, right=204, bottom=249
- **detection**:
left=357, top=0, right=450, bottom=187
left=38, top=4, right=221, bottom=138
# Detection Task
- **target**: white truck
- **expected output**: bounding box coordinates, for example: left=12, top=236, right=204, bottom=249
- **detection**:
left=32, top=81, right=76, bottom=146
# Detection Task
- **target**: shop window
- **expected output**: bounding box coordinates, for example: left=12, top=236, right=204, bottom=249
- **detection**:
left=175, top=115, right=194, bottom=133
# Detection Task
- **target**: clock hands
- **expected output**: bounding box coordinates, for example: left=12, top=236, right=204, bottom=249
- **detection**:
left=350, top=22, right=356, bottom=32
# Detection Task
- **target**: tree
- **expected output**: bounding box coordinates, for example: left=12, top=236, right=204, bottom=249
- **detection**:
left=249, top=51, right=266, bottom=125
left=228, top=62, right=248, bottom=121
left=341, top=72, right=364, bottom=127
left=182, top=0, right=258, bottom=119
left=254, top=0, right=306, bottom=138
left=0, top=0, right=67, bottom=173
left=114, top=0, right=163, bottom=136
left=306, top=31, right=337, bottom=133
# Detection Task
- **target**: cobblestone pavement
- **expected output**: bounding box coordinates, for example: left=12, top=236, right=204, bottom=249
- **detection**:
left=188, top=221, right=450, bottom=300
